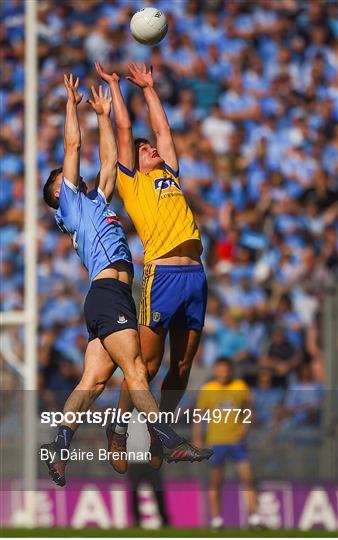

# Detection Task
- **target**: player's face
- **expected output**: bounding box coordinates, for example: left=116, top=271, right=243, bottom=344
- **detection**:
left=138, top=143, right=164, bottom=171
left=53, top=173, right=63, bottom=199
left=214, top=362, right=232, bottom=384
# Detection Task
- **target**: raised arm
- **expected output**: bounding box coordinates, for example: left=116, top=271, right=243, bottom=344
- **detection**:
left=63, top=74, right=83, bottom=186
left=126, top=63, right=178, bottom=173
left=87, top=85, right=116, bottom=202
left=95, top=62, right=135, bottom=172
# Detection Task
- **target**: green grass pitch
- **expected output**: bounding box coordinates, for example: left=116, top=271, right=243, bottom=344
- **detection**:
left=1, top=528, right=337, bottom=538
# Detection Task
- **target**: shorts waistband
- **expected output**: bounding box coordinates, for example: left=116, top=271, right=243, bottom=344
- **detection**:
left=145, top=264, right=204, bottom=274
left=90, top=278, right=132, bottom=292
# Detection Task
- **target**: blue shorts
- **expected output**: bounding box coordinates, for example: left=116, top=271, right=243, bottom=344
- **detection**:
left=139, top=264, right=208, bottom=330
left=210, top=443, right=249, bottom=467
left=84, top=278, right=138, bottom=341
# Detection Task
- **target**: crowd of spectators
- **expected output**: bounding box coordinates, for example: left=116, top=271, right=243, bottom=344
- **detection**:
left=1, top=0, right=337, bottom=433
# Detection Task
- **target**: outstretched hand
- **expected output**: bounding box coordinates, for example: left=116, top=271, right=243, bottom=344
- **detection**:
left=87, top=85, right=112, bottom=116
left=126, top=63, right=154, bottom=88
left=64, top=74, right=83, bottom=105
left=95, top=62, right=120, bottom=84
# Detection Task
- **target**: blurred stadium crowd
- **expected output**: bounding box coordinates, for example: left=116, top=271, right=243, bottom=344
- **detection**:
left=1, top=0, right=337, bottom=433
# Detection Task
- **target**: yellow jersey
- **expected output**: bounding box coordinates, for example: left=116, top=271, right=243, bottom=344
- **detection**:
left=117, top=162, right=202, bottom=264
left=196, top=379, right=250, bottom=445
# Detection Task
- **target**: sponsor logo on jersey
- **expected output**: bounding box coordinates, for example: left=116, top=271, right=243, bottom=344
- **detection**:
left=117, top=314, right=128, bottom=324
left=105, top=209, right=119, bottom=225
left=154, top=177, right=181, bottom=192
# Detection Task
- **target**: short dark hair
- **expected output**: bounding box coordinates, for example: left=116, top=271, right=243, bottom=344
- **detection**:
left=214, top=357, right=232, bottom=368
left=43, top=167, right=62, bottom=209
left=134, top=137, right=150, bottom=150
left=134, top=138, right=150, bottom=169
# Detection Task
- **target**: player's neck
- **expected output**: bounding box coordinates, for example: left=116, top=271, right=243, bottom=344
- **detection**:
left=139, top=165, right=162, bottom=174
left=217, top=378, right=232, bottom=385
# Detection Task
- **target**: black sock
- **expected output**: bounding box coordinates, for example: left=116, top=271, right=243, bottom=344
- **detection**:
left=152, top=421, right=183, bottom=449
left=55, top=425, right=74, bottom=450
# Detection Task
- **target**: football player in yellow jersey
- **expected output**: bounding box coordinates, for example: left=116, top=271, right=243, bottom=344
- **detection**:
left=96, top=62, right=208, bottom=470
left=193, top=358, right=262, bottom=530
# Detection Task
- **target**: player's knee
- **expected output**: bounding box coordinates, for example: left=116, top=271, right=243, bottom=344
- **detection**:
left=239, top=473, right=254, bottom=490
left=135, top=356, right=147, bottom=381
left=178, top=361, right=191, bottom=382
left=79, top=376, right=106, bottom=396
left=147, top=358, right=161, bottom=381
left=210, top=476, right=222, bottom=489
left=241, top=478, right=254, bottom=490
left=170, top=359, right=191, bottom=387
left=125, top=355, right=147, bottom=386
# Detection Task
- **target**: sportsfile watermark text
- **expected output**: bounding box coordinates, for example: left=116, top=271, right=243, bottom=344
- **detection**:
left=41, top=407, right=252, bottom=427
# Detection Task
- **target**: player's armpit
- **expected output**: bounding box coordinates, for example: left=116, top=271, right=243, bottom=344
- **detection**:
left=97, top=165, right=117, bottom=203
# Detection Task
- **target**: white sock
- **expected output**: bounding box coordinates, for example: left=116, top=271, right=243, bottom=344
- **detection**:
left=211, top=516, right=224, bottom=528
left=115, top=423, right=128, bottom=434
left=248, top=513, right=261, bottom=526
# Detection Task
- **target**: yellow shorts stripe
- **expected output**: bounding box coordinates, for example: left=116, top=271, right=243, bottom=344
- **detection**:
left=139, top=265, right=149, bottom=326
left=140, top=267, right=149, bottom=326
left=139, top=269, right=146, bottom=326
left=139, top=264, right=156, bottom=326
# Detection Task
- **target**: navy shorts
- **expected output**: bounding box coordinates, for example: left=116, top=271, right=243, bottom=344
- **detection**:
left=210, top=443, right=249, bottom=467
left=84, top=278, right=138, bottom=342
left=138, top=264, right=208, bottom=329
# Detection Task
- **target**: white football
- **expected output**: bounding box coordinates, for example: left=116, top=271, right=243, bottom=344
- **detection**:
left=130, top=7, right=168, bottom=46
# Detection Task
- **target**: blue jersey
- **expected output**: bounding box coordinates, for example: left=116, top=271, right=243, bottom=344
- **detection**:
left=55, top=177, right=133, bottom=282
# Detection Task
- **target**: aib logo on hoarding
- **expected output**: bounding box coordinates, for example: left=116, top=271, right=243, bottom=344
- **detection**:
left=154, top=177, right=181, bottom=191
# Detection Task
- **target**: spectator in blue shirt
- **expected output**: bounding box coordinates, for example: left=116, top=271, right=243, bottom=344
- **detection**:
left=280, top=363, right=323, bottom=429
left=215, top=311, right=250, bottom=363
left=252, top=368, right=284, bottom=427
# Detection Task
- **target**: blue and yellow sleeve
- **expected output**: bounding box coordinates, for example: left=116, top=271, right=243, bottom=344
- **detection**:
left=164, top=163, right=180, bottom=181
left=117, top=162, right=136, bottom=200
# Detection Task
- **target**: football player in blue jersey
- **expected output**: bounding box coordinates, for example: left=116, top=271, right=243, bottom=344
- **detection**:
left=40, top=74, right=212, bottom=486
